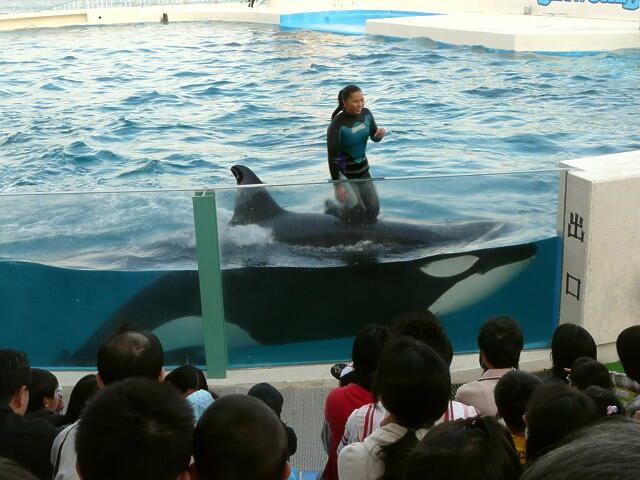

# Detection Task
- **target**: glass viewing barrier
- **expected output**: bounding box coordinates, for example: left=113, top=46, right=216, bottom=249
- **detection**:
left=0, top=189, right=201, bottom=369
left=0, top=168, right=564, bottom=373
left=214, top=168, right=562, bottom=369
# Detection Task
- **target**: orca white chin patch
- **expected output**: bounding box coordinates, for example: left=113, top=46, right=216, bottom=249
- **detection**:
left=151, top=316, right=260, bottom=352
left=151, top=316, right=205, bottom=352
left=429, top=258, right=533, bottom=315
left=420, top=255, right=479, bottom=278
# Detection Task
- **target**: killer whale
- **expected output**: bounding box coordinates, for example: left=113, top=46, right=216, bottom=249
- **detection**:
left=229, top=164, right=513, bottom=249
left=62, top=165, right=539, bottom=365
left=66, top=240, right=536, bottom=365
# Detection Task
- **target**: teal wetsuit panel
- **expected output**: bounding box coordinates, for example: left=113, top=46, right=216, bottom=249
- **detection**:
left=338, top=113, right=373, bottom=164
left=327, top=108, right=380, bottom=181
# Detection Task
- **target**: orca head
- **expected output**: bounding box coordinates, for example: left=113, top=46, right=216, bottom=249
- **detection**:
left=420, top=243, right=537, bottom=315
left=230, top=165, right=287, bottom=226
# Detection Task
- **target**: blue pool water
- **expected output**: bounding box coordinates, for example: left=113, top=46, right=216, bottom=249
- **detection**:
left=0, top=15, right=638, bottom=368
left=1, top=20, right=639, bottom=193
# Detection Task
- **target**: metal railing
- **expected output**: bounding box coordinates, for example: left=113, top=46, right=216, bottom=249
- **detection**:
left=46, top=0, right=243, bottom=11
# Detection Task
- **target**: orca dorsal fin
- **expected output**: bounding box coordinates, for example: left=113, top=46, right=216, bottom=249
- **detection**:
left=229, top=165, right=286, bottom=225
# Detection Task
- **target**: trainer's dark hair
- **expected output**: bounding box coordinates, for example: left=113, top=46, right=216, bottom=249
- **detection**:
left=193, top=394, right=289, bottom=480
left=494, top=370, right=541, bottom=434
left=351, top=324, right=391, bottom=391
left=478, top=316, right=524, bottom=369
left=374, top=337, right=451, bottom=480
left=550, top=323, right=596, bottom=382
left=55, top=374, right=99, bottom=427
left=390, top=311, right=453, bottom=366
left=76, top=378, right=194, bottom=480
left=616, top=325, right=640, bottom=383
left=404, top=417, right=522, bottom=480
left=522, top=417, right=640, bottom=480
left=96, top=325, right=164, bottom=385
left=525, top=383, right=598, bottom=463
left=583, top=385, right=625, bottom=418
left=0, top=349, right=31, bottom=405
left=569, top=357, right=611, bottom=390
left=165, top=365, right=205, bottom=395
left=26, top=368, right=58, bottom=413
left=0, top=457, right=39, bottom=480
left=331, top=84, right=362, bottom=119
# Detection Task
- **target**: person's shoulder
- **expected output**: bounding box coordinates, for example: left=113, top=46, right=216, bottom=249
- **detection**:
left=338, top=439, right=367, bottom=463
left=16, top=414, right=59, bottom=439
left=329, top=111, right=347, bottom=125
left=456, top=379, right=481, bottom=394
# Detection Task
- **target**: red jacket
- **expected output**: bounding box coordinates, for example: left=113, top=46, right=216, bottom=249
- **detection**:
left=323, top=383, right=373, bottom=480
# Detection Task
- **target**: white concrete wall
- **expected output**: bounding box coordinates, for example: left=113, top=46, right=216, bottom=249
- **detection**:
left=0, top=11, right=88, bottom=30
left=0, top=4, right=279, bottom=31
left=558, top=150, right=640, bottom=350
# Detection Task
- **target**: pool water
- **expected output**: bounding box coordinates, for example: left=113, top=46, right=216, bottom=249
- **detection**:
left=1, top=20, right=639, bottom=193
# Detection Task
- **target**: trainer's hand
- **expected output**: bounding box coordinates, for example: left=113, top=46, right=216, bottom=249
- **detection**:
left=374, top=127, right=385, bottom=140
left=335, top=185, right=348, bottom=204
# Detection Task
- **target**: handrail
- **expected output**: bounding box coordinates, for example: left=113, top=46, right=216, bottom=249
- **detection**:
left=0, top=167, right=576, bottom=197
left=42, top=0, right=243, bottom=12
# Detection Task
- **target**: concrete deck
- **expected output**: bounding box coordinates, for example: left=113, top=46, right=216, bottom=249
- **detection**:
left=366, top=12, right=640, bottom=53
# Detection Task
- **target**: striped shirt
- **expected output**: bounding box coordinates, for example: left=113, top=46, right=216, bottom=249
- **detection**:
left=338, top=400, right=478, bottom=454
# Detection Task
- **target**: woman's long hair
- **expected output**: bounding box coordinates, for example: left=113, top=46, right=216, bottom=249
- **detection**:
left=374, top=337, right=451, bottom=480
left=331, top=84, right=361, bottom=119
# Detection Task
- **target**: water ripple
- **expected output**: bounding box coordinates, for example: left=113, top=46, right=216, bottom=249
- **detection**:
left=0, top=20, right=636, bottom=198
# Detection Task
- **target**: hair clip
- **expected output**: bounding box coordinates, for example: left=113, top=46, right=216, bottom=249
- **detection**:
left=606, top=405, right=618, bottom=416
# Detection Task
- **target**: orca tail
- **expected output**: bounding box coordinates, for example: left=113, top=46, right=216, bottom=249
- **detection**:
left=230, top=165, right=286, bottom=225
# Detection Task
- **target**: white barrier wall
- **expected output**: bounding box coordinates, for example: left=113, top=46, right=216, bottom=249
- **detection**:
left=557, top=150, right=640, bottom=352
left=0, top=4, right=279, bottom=31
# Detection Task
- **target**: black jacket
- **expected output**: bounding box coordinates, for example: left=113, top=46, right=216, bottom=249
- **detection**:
left=0, top=404, right=59, bottom=480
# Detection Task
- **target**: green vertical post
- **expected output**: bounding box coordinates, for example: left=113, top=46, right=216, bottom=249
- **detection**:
left=192, top=190, right=228, bottom=379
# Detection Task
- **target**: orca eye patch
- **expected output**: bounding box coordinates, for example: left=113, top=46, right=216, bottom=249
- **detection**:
left=420, top=255, right=479, bottom=278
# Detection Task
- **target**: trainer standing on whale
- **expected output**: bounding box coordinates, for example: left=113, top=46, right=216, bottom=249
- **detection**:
left=326, top=85, right=385, bottom=223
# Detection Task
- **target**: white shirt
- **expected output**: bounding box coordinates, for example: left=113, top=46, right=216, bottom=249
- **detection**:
left=338, top=423, right=428, bottom=480
left=50, top=421, right=80, bottom=480
left=338, top=400, right=477, bottom=454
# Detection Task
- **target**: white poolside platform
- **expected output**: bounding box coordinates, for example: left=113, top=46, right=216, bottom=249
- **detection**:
left=367, top=12, right=640, bottom=53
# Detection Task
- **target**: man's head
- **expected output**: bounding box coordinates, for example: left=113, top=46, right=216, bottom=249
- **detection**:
left=616, top=325, right=640, bottom=383
left=494, top=370, right=541, bottom=435
left=391, top=311, right=453, bottom=366
left=477, top=316, right=524, bottom=370
left=75, top=377, right=194, bottom=480
left=0, top=349, right=31, bottom=415
left=521, top=418, right=640, bottom=480
left=96, top=325, right=164, bottom=386
left=192, top=394, right=290, bottom=480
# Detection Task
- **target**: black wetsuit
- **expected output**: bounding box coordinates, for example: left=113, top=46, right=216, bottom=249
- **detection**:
left=326, top=108, right=381, bottom=222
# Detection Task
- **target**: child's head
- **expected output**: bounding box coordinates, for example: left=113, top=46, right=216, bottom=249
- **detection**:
left=568, top=357, right=611, bottom=390
left=494, top=370, right=541, bottom=435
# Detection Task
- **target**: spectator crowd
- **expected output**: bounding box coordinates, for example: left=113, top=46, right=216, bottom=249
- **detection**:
left=1, top=315, right=640, bottom=480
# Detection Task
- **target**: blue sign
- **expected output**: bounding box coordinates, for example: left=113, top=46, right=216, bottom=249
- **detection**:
left=538, top=0, right=639, bottom=11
